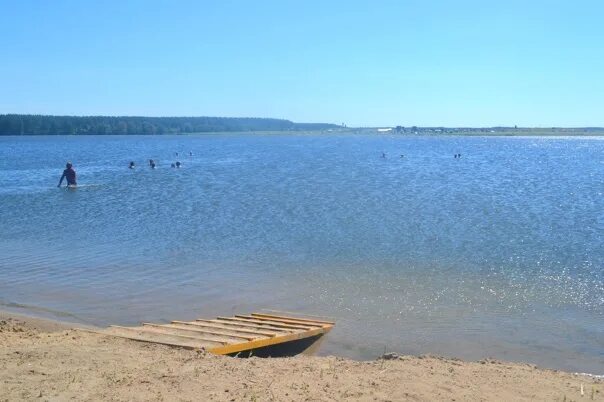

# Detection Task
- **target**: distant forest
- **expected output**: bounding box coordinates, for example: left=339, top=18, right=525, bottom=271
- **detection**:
left=0, top=114, right=339, bottom=135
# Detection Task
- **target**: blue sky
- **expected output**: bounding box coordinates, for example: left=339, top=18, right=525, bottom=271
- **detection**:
left=0, top=0, right=602, bottom=127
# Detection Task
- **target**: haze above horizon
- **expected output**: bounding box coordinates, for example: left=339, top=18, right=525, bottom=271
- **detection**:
left=1, top=0, right=602, bottom=127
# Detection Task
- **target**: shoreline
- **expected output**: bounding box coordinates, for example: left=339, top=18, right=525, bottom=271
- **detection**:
left=3, top=304, right=604, bottom=377
left=1, top=311, right=602, bottom=401
left=4, top=303, right=603, bottom=376
left=2, top=129, right=604, bottom=137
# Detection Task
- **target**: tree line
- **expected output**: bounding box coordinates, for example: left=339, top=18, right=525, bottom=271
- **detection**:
left=0, top=114, right=338, bottom=135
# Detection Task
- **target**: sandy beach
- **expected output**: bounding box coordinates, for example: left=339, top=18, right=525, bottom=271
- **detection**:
left=1, top=312, right=601, bottom=401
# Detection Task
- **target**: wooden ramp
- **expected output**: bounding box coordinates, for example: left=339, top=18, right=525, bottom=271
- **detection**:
left=96, top=312, right=334, bottom=356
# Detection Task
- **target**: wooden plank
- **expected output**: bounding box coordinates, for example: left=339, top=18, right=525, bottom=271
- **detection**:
left=84, top=326, right=215, bottom=349
left=135, top=325, right=237, bottom=344
left=209, top=327, right=327, bottom=355
left=106, top=326, right=224, bottom=347
left=201, top=319, right=294, bottom=333
left=173, top=321, right=278, bottom=338
left=96, top=332, right=202, bottom=350
left=248, top=314, right=332, bottom=327
left=230, top=316, right=319, bottom=330
left=251, top=313, right=335, bottom=325
left=246, top=315, right=330, bottom=328
left=143, top=323, right=257, bottom=341
left=216, top=317, right=304, bottom=331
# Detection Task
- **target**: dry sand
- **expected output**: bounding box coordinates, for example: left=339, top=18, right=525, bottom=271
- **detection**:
left=0, top=313, right=602, bottom=401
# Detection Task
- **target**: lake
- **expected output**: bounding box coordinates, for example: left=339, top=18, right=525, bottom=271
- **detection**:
left=0, top=133, right=602, bottom=374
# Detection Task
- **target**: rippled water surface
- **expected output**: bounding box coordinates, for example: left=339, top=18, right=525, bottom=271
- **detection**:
left=0, top=134, right=602, bottom=373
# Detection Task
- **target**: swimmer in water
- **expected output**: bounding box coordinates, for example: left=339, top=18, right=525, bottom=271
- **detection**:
left=175, top=161, right=181, bottom=168
left=58, top=162, right=77, bottom=187
left=171, top=163, right=176, bottom=168
left=129, top=161, right=135, bottom=169
left=149, top=159, right=156, bottom=169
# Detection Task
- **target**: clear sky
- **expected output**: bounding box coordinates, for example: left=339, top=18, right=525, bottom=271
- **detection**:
left=0, top=0, right=602, bottom=127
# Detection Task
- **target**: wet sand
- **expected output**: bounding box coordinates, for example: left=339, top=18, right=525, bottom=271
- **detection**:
left=1, top=312, right=602, bottom=401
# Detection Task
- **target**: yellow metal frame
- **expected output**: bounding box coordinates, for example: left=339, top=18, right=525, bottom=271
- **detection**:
left=209, top=327, right=328, bottom=355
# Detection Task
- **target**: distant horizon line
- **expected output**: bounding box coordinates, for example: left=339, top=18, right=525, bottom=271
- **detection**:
left=0, top=113, right=602, bottom=129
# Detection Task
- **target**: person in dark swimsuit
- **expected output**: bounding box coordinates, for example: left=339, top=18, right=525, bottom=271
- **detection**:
left=58, top=162, right=77, bottom=187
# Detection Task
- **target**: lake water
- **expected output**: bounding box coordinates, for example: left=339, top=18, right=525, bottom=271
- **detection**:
left=0, top=133, right=602, bottom=374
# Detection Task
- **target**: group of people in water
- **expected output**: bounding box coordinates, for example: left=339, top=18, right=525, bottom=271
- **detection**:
left=128, top=159, right=181, bottom=169
left=127, top=151, right=193, bottom=170
left=380, top=152, right=462, bottom=159
left=58, top=152, right=193, bottom=188
left=381, top=152, right=406, bottom=158
left=59, top=149, right=464, bottom=188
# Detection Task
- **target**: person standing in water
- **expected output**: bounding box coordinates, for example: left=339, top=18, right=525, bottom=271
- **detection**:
left=58, top=162, right=77, bottom=187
